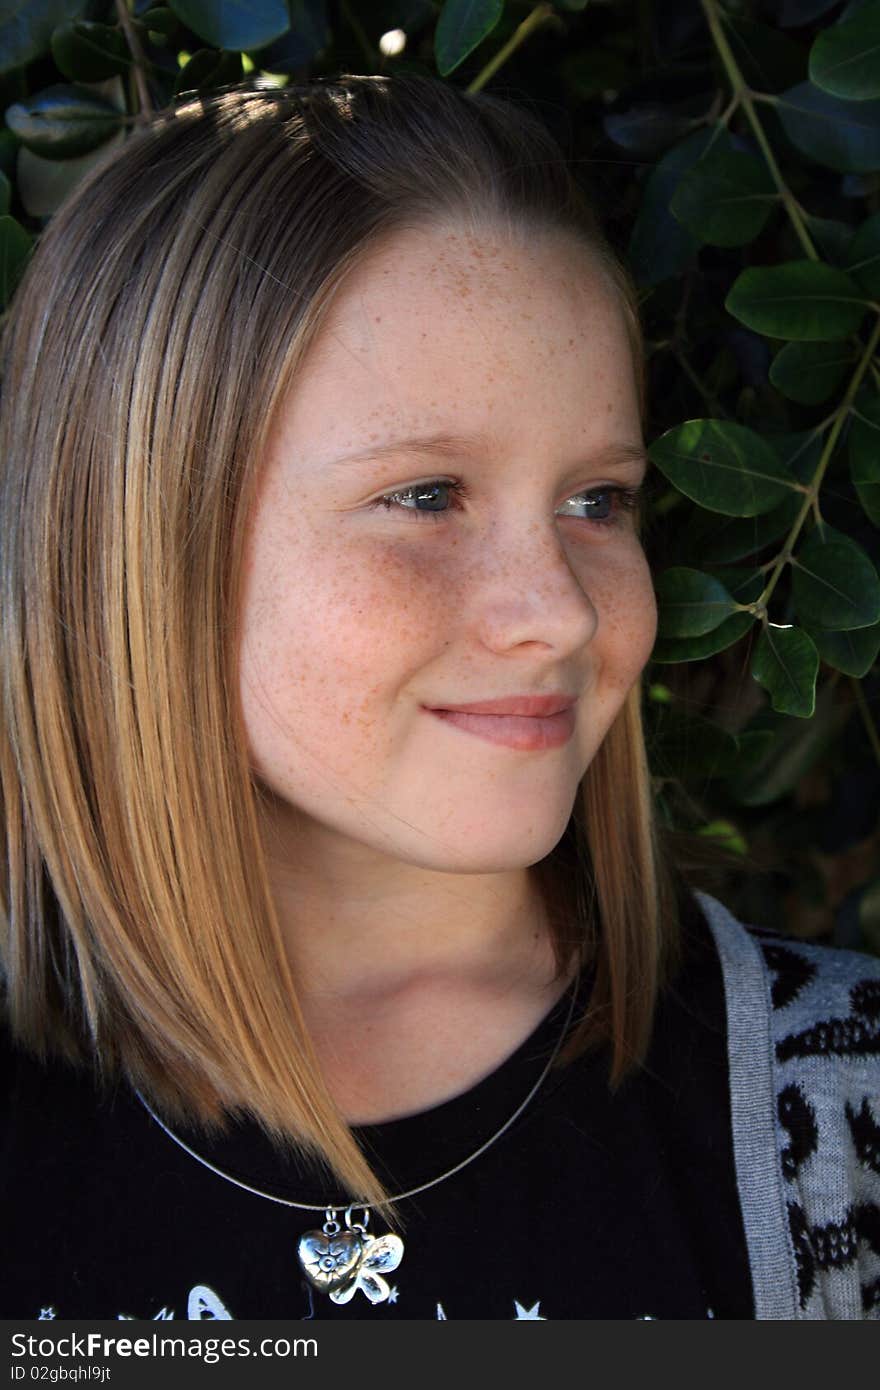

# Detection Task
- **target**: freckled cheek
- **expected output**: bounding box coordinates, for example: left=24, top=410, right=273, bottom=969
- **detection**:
left=576, top=547, right=658, bottom=670
left=246, top=539, right=447, bottom=698
left=334, top=541, right=446, bottom=644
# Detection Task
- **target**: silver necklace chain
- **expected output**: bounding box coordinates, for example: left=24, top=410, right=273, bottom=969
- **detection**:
left=135, top=978, right=579, bottom=1212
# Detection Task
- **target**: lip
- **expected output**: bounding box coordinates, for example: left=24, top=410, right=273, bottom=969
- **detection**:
left=423, top=702, right=577, bottom=751
left=424, top=694, right=577, bottom=718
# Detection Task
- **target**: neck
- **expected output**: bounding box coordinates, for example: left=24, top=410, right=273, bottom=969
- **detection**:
left=277, top=868, right=554, bottom=1006
left=255, top=801, right=569, bottom=1123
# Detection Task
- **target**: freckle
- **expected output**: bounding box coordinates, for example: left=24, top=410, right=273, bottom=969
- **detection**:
left=374, top=316, right=382, bottom=323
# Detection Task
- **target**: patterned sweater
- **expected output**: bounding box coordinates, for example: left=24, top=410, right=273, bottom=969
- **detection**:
left=696, top=890, right=880, bottom=1319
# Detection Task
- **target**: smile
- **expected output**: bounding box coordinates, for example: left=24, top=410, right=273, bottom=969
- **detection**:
left=424, top=707, right=576, bottom=751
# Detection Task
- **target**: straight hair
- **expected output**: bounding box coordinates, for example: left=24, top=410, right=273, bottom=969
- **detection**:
left=0, top=75, right=682, bottom=1216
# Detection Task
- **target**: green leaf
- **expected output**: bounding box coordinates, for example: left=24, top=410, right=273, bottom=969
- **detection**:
left=703, top=566, right=766, bottom=601
left=15, top=138, right=121, bottom=217
left=604, top=104, right=701, bottom=157
left=697, top=819, right=749, bottom=854
left=140, top=7, right=179, bottom=37
left=791, top=525, right=880, bottom=628
left=805, top=214, right=855, bottom=267
left=628, top=127, right=725, bottom=286
left=809, top=0, right=880, bottom=100
left=724, top=685, right=848, bottom=806
left=724, top=16, right=808, bottom=93
left=167, top=0, right=289, bottom=52
left=4, top=84, right=123, bottom=161
left=653, top=570, right=763, bottom=657
left=726, top=261, right=868, bottom=340
left=752, top=625, right=819, bottom=717
left=805, top=618, right=880, bottom=675
left=0, top=213, right=31, bottom=308
left=769, top=340, right=856, bottom=403
left=655, top=567, right=742, bottom=638
left=647, top=683, right=673, bottom=704
left=670, top=150, right=777, bottom=247
left=847, top=211, right=880, bottom=296
left=0, top=169, right=9, bottom=215
left=648, top=420, right=797, bottom=516
left=247, top=0, right=330, bottom=70
left=0, top=0, right=87, bottom=76
left=849, top=393, right=880, bottom=525
left=775, top=81, right=880, bottom=173
left=651, top=611, right=756, bottom=663
left=689, top=492, right=803, bottom=564
left=434, top=0, right=503, bottom=76
left=51, top=20, right=129, bottom=81
left=771, top=429, right=826, bottom=484
left=174, top=48, right=242, bottom=94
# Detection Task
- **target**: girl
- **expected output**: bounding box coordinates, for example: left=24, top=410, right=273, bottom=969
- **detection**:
left=1, top=74, right=877, bottom=1320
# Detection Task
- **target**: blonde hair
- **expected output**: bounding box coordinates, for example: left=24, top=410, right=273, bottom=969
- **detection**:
left=0, top=75, right=679, bottom=1216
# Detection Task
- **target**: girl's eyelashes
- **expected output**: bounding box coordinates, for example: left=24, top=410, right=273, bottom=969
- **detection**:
left=371, top=479, right=468, bottom=523
left=369, top=478, right=645, bottom=529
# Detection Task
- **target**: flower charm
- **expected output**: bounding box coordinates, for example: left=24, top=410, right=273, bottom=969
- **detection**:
left=297, top=1208, right=405, bottom=1304
left=297, top=1228, right=363, bottom=1293
left=328, top=1232, right=405, bottom=1305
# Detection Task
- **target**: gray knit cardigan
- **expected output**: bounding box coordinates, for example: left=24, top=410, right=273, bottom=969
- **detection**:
left=695, top=889, right=880, bottom=1319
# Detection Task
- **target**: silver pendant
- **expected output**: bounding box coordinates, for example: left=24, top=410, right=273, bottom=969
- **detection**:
left=297, top=1206, right=404, bottom=1305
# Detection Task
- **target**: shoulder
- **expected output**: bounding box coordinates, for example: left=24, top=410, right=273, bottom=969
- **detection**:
left=0, top=1013, right=116, bottom=1135
left=692, top=887, right=880, bottom=1047
left=692, top=887, right=880, bottom=1138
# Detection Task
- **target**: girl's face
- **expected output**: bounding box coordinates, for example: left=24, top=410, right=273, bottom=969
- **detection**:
left=238, top=222, right=656, bottom=874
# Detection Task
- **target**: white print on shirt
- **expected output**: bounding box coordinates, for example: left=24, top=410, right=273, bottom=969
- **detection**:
left=513, top=1300, right=546, bottom=1319
left=113, top=1286, right=233, bottom=1321
left=437, top=1299, right=550, bottom=1319
left=35, top=1284, right=718, bottom=1320
left=118, top=1307, right=175, bottom=1321
left=435, top=1298, right=545, bottom=1320
left=188, top=1286, right=234, bottom=1320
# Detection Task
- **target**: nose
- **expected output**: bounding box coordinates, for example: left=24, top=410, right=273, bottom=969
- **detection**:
left=470, top=516, right=601, bottom=657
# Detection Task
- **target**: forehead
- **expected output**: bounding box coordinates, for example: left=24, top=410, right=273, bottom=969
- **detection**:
left=277, top=221, right=639, bottom=454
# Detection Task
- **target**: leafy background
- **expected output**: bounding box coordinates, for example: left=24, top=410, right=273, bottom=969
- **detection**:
left=2, top=0, right=879, bottom=951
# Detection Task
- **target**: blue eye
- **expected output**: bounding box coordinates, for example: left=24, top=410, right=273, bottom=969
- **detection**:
left=557, top=487, right=643, bottom=527
left=370, top=479, right=643, bottom=528
left=374, top=480, right=465, bottom=520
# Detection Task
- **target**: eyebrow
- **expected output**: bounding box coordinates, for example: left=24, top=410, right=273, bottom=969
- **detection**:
left=323, top=432, right=649, bottom=473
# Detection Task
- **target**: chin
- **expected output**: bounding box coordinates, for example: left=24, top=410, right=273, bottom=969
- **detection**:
left=404, top=821, right=573, bottom=875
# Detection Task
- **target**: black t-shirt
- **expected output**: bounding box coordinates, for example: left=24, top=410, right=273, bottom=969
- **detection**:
left=1, top=891, right=753, bottom=1320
